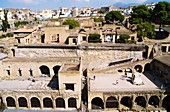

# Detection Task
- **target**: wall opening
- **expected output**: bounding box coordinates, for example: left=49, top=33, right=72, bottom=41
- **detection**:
left=53, top=65, right=61, bottom=75
left=11, top=49, right=15, bottom=57
left=149, top=96, right=159, bottom=108
left=18, top=97, right=27, bottom=107
left=6, top=70, right=10, bottom=76
left=162, top=95, right=170, bottom=110
left=106, top=96, right=118, bottom=108
left=31, top=97, right=40, bottom=108
left=65, top=84, right=74, bottom=91
left=135, top=96, right=146, bottom=108
left=29, top=68, right=33, bottom=76
left=134, top=65, right=143, bottom=73
left=43, top=97, right=53, bottom=108
left=120, top=96, right=132, bottom=109
left=91, top=97, right=104, bottom=109
left=68, top=98, right=77, bottom=108
left=162, top=46, right=166, bottom=52
left=18, top=68, right=22, bottom=76
left=41, top=34, right=45, bottom=43
left=56, top=98, right=65, bottom=108
left=6, top=97, right=16, bottom=107
left=0, top=97, right=3, bottom=107
left=144, top=63, right=151, bottom=71
left=39, top=65, right=50, bottom=77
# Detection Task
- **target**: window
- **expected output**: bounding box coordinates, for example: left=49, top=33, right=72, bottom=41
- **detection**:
left=18, top=68, right=22, bottom=76
left=73, top=39, right=76, bottom=44
left=57, top=34, right=59, bottom=42
left=18, top=39, right=21, bottom=43
left=52, top=35, right=56, bottom=41
left=65, top=84, right=74, bottom=91
left=162, top=46, right=166, bottom=52
left=82, top=36, right=86, bottom=41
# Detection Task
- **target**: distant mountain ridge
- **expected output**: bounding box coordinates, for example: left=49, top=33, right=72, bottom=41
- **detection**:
left=144, top=0, right=169, bottom=4
left=113, top=0, right=169, bottom=8
left=113, top=2, right=140, bottom=8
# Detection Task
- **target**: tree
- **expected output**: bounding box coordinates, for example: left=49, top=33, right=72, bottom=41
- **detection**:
left=117, top=34, right=130, bottom=43
left=88, top=33, right=101, bottom=43
left=105, top=11, right=124, bottom=23
left=98, top=10, right=106, bottom=14
left=136, top=22, right=155, bottom=41
left=63, top=19, right=80, bottom=29
left=14, top=21, right=29, bottom=28
left=1, top=10, right=10, bottom=32
left=94, top=17, right=103, bottom=22
left=152, top=1, right=170, bottom=28
left=130, top=5, right=150, bottom=24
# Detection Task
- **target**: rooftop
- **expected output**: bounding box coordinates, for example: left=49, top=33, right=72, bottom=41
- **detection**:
left=154, top=55, right=170, bottom=67
left=2, top=57, right=81, bottom=63
left=89, top=72, right=163, bottom=92
left=0, top=77, right=52, bottom=90
left=14, top=28, right=36, bottom=33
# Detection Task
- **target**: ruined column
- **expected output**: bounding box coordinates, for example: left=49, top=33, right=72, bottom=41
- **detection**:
left=131, top=94, right=136, bottom=110
left=52, top=98, right=56, bottom=109
left=166, top=46, right=169, bottom=53
left=159, top=95, right=164, bottom=108
left=27, top=97, right=31, bottom=109
left=65, top=98, right=68, bottom=109
left=117, top=95, right=121, bottom=110
left=15, top=97, right=19, bottom=109
left=145, top=94, right=150, bottom=109
left=40, top=97, right=43, bottom=109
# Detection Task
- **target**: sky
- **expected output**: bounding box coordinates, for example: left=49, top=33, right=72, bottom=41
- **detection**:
left=0, top=0, right=166, bottom=10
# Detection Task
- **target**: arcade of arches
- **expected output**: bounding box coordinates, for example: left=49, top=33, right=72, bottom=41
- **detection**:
left=5, top=96, right=77, bottom=109
left=90, top=94, right=170, bottom=111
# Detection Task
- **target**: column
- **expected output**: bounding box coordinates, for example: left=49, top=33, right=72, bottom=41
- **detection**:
left=145, top=94, right=150, bottom=108
left=40, top=97, right=43, bottom=109
left=88, top=98, right=91, bottom=110
left=52, top=98, right=56, bottom=109
left=102, top=34, right=105, bottom=43
left=65, top=98, right=68, bottom=109
left=117, top=95, right=121, bottom=110
left=77, top=98, right=80, bottom=109
left=2, top=96, right=7, bottom=109
left=15, top=97, right=19, bottom=109
left=27, top=97, right=31, bottom=109
left=159, top=95, right=164, bottom=108
left=112, top=35, right=116, bottom=43
left=131, top=94, right=135, bottom=110
left=166, top=46, right=169, bottom=53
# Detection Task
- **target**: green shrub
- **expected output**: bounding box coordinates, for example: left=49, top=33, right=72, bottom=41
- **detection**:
left=6, top=33, right=14, bottom=37
left=88, top=33, right=101, bottom=43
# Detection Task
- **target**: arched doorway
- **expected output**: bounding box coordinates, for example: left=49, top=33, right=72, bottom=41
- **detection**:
left=43, top=97, right=53, bottom=108
left=162, top=95, right=170, bottom=110
left=18, top=97, right=27, bottom=107
left=106, top=96, right=118, bottom=108
left=120, top=96, right=132, bottom=109
left=135, top=96, right=146, bottom=108
left=149, top=96, right=159, bottom=108
left=134, top=65, right=143, bottom=73
left=0, top=97, right=3, bottom=106
left=56, top=98, right=65, bottom=108
left=39, top=65, right=50, bottom=77
left=53, top=65, right=61, bottom=75
left=144, top=63, right=151, bottom=71
left=91, top=97, right=104, bottom=109
left=31, top=97, right=40, bottom=108
left=6, top=97, right=16, bottom=107
left=68, top=98, right=77, bottom=108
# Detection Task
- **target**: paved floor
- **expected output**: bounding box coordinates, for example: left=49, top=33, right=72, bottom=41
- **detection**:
left=89, top=71, right=163, bottom=92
